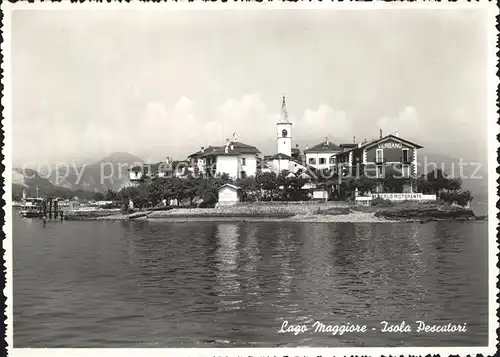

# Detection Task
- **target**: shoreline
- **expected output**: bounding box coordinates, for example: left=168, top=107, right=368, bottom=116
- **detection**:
left=60, top=201, right=486, bottom=224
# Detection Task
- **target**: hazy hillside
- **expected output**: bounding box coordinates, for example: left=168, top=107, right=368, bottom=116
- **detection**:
left=417, top=149, right=488, bottom=194
left=46, top=152, right=144, bottom=193
left=12, top=168, right=96, bottom=201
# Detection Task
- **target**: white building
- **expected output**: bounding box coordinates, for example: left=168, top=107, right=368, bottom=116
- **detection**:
left=304, top=138, right=342, bottom=170
left=267, top=153, right=308, bottom=175
left=218, top=184, right=241, bottom=206
left=200, top=139, right=260, bottom=179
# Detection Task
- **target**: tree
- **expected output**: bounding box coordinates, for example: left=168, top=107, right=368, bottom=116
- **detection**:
left=439, top=189, right=473, bottom=206
left=182, top=176, right=200, bottom=205
left=256, top=172, right=278, bottom=200
left=128, top=185, right=149, bottom=209
left=382, top=166, right=411, bottom=193
left=195, top=174, right=234, bottom=207
left=236, top=176, right=258, bottom=202
left=340, top=177, right=357, bottom=199
left=354, top=176, right=378, bottom=194
left=93, top=192, right=105, bottom=201
left=417, top=169, right=463, bottom=194
left=147, top=178, right=167, bottom=206
left=104, top=189, right=119, bottom=201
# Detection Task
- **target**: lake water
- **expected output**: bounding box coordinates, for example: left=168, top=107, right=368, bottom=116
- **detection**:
left=13, top=214, right=488, bottom=347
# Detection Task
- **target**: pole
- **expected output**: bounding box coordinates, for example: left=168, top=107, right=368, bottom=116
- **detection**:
left=48, top=198, right=53, bottom=219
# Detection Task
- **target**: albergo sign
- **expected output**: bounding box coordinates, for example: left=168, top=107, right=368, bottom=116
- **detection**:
left=378, top=141, right=403, bottom=149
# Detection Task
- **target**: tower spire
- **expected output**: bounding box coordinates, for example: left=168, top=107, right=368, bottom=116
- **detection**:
left=280, top=94, right=289, bottom=123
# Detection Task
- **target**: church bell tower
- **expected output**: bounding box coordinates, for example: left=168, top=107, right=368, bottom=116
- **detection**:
left=276, top=95, right=292, bottom=156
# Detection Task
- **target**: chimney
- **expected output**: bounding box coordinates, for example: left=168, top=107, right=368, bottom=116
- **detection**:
left=230, top=144, right=234, bottom=150
left=225, top=146, right=228, bottom=154
left=305, top=145, right=309, bottom=150
left=296, top=144, right=299, bottom=148
left=326, top=137, right=329, bottom=145
left=379, top=129, right=383, bottom=139
left=201, top=146, right=204, bottom=153
left=395, top=131, right=399, bottom=137
left=353, top=135, right=356, bottom=144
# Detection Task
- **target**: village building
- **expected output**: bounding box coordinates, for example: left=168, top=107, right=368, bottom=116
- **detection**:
left=188, top=137, right=260, bottom=179
left=303, top=138, right=342, bottom=170
left=128, top=158, right=190, bottom=184
left=187, top=145, right=220, bottom=174
left=217, top=184, right=241, bottom=206
left=331, top=131, right=423, bottom=193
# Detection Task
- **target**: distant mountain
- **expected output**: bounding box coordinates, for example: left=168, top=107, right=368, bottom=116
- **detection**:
left=12, top=168, right=95, bottom=201
left=45, top=152, right=144, bottom=193
left=417, top=149, right=488, bottom=194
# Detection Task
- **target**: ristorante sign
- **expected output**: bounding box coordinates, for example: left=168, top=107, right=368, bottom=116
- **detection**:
left=369, top=193, right=436, bottom=201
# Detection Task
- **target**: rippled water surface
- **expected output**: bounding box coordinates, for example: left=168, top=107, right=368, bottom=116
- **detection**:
left=13, top=214, right=488, bottom=347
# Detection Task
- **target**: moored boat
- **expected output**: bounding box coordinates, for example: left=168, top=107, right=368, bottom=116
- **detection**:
left=20, top=198, right=45, bottom=218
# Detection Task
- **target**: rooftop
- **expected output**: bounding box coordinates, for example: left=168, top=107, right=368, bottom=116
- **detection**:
left=278, top=95, right=291, bottom=124
left=203, top=141, right=260, bottom=156
left=332, top=134, right=424, bottom=157
left=129, top=162, right=174, bottom=173
left=188, top=145, right=221, bottom=158
left=304, top=140, right=341, bottom=153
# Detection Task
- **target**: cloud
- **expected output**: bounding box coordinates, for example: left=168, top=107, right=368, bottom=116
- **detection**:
left=377, top=106, right=419, bottom=138
left=11, top=93, right=473, bottom=165
left=214, top=93, right=275, bottom=143
left=299, top=104, right=351, bottom=142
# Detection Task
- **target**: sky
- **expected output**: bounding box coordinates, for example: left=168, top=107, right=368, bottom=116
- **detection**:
left=11, top=8, right=491, bottom=166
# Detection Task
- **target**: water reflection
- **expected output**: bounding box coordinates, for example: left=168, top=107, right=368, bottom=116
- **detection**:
left=214, top=223, right=241, bottom=312
left=239, top=224, right=262, bottom=306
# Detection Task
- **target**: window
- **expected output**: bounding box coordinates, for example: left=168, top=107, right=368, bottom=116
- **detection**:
left=319, top=158, right=326, bottom=165
left=329, top=157, right=335, bottom=164
left=376, top=149, right=384, bottom=163
left=402, top=149, right=409, bottom=163
left=241, top=157, right=246, bottom=166
left=309, top=158, right=316, bottom=165
left=402, top=165, right=410, bottom=178
left=240, top=171, right=247, bottom=179
left=377, top=165, right=384, bottom=178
